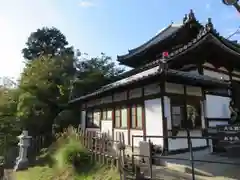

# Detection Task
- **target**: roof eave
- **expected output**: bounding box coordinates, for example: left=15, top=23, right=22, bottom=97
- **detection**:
left=69, top=69, right=229, bottom=104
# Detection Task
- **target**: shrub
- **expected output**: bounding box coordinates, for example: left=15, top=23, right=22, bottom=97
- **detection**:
left=54, top=129, right=90, bottom=169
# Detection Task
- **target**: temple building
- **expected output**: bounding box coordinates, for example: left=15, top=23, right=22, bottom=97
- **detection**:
left=69, top=10, right=240, bottom=154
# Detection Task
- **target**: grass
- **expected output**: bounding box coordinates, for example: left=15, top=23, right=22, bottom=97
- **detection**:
left=14, top=128, right=120, bottom=180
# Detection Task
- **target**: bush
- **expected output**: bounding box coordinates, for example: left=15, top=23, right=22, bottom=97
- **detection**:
left=54, top=130, right=90, bottom=169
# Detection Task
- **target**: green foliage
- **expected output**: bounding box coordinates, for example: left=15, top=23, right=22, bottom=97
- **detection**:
left=0, top=26, right=124, bottom=151
left=0, top=88, right=21, bottom=147
left=22, top=27, right=73, bottom=60
left=71, top=53, right=124, bottom=98
left=14, top=127, right=120, bottom=180
left=54, top=135, right=89, bottom=169
left=20, top=55, right=76, bottom=105
left=17, top=55, right=77, bottom=135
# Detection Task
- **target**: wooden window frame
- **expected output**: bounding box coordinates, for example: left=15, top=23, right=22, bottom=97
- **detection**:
left=130, top=104, right=143, bottom=130
left=114, top=107, right=122, bottom=128
left=86, top=109, right=101, bottom=128
left=114, top=106, right=128, bottom=129
left=86, top=110, right=94, bottom=128
left=101, top=108, right=113, bottom=120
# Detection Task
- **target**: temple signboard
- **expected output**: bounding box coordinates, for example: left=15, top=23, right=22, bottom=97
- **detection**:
left=217, top=125, right=240, bottom=144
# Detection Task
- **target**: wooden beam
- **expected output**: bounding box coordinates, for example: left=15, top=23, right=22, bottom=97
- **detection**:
left=127, top=90, right=131, bottom=145
left=160, top=81, right=168, bottom=154
left=142, top=87, right=146, bottom=141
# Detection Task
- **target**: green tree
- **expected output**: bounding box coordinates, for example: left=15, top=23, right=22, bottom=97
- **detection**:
left=71, top=53, right=124, bottom=99
left=0, top=87, right=21, bottom=151
left=18, top=54, right=76, bottom=135
left=19, top=27, right=125, bottom=135
left=22, top=27, right=74, bottom=60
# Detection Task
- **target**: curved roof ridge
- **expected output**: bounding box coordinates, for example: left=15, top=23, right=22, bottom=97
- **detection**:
left=117, top=10, right=202, bottom=62
left=127, top=23, right=176, bottom=53
left=164, top=19, right=240, bottom=64
left=117, top=23, right=182, bottom=60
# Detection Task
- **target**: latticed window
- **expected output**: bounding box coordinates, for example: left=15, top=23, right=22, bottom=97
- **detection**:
left=101, top=108, right=113, bottom=120
left=86, top=110, right=93, bottom=128
left=93, top=110, right=101, bottom=127
left=171, top=97, right=184, bottom=128
left=114, top=106, right=127, bottom=128
left=86, top=109, right=101, bottom=128
left=131, top=104, right=143, bottom=129
left=115, top=107, right=121, bottom=128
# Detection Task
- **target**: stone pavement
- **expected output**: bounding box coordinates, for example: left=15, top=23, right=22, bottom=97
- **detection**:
left=141, top=164, right=237, bottom=180
left=3, top=169, right=14, bottom=180
left=155, top=148, right=240, bottom=180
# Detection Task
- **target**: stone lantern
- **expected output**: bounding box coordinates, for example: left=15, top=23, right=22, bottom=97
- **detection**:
left=14, top=130, right=32, bottom=171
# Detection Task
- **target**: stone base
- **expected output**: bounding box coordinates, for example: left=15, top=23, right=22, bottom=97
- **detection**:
left=14, top=159, right=29, bottom=171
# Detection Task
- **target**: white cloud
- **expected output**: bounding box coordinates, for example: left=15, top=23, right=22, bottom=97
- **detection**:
left=205, top=3, right=211, bottom=11
left=79, top=0, right=96, bottom=7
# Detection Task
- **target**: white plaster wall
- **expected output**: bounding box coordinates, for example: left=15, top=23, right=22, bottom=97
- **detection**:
left=101, top=120, right=113, bottom=137
left=208, top=121, right=228, bottom=127
left=205, top=95, right=231, bottom=118
left=145, top=98, right=164, bottom=147
left=114, top=129, right=128, bottom=145
left=81, top=110, right=86, bottom=130
left=130, top=129, right=144, bottom=147
left=168, top=130, right=207, bottom=151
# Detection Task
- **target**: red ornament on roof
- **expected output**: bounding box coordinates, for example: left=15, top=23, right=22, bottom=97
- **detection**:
left=162, top=51, right=169, bottom=58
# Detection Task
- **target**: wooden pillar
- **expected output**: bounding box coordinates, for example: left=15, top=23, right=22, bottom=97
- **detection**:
left=112, top=93, right=115, bottom=140
left=183, top=85, right=187, bottom=122
left=142, top=87, right=146, bottom=141
left=127, top=90, right=131, bottom=145
left=160, top=81, right=168, bottom=154
left=198, top=63, right=208, bottom=129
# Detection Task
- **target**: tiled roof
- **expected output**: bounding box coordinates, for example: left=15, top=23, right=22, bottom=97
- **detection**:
left=129, top=18, right=240, bottom=71
left=69, top=66, right=229, bottom=103
left=117, top=24, right=182, bottom=61
left=117, top=10, right=202, bottom=62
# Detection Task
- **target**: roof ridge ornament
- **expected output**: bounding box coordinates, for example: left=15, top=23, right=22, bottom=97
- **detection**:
left=158, top=51, right=169, bottom=73
left=188, top=9, right=196, bottom=21
left=183, top=14, right=188, bottom=24
left=205, top=18, right=214, bottom=31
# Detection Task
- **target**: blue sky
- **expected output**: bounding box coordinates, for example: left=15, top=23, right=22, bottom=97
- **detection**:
left=0, top=0, right=239, bottom=79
